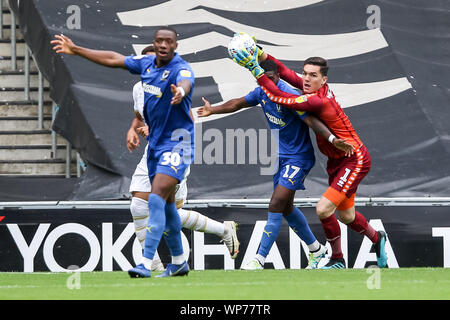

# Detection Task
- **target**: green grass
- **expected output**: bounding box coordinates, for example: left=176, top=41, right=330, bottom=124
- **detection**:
left=0, top=268, right=449, bottom=300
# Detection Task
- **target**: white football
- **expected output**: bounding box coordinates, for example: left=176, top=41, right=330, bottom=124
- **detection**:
left=227, top=33, right=257, bottom=59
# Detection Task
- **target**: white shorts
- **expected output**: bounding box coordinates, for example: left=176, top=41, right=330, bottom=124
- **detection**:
left=129, top=145, right=189, bottom=207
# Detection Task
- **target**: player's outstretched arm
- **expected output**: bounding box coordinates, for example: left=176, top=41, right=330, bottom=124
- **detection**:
left=197, top=97, right=251, bottom=117
left=303, top=115, right=354, bottom=156
left=51, top=34, right=126, bottom=68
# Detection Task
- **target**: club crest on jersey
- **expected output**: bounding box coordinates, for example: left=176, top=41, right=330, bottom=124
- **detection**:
left=276, top=104, right=282, bottom=113
left=161, top=70, right=171, bottom=81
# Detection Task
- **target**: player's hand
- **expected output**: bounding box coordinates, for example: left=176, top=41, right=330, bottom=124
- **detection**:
left=136, top=126, right=149, bottom=137
left=50, top=34, right=76, bottom=55
left=333, top=138, right=355, bottom=157
left=236, top=32, right=264, bottom=59
left=197, top=97, right=213, bottom=117
left=232, top=48, right=264, bottom=79
left=170, top=84, right=183, bottom=105
left=126, top=129, right=140, bottom=152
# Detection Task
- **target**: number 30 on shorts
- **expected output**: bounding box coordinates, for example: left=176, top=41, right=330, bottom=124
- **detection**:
left=161, top=152, right=181, bottom=167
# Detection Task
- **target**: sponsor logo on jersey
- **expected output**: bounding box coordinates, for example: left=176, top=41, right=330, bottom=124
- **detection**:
left=265, top=112, right=286, bottom=127
left=142, top=83, right=162, bottom=97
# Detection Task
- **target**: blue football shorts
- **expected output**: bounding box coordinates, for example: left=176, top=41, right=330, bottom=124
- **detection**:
left=147, top=145, right=193, bottom=183
left=273, top=157, right=315, bottom=191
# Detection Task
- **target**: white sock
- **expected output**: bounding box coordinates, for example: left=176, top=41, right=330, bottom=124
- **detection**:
left=142, top=257, right=153, bottom=270
left=153, top=250, right=161, bottom=261
left=178, top=208, right=225, bottom=237
left=255, top=254, right=266, bottom=265
left=171, top=254, right=185, bottom=265
left=130, top=197, right=149, bottom=249
left=308, top=240, right=321, bottom=252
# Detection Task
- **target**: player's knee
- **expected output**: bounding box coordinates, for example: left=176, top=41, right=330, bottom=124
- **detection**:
left=316, top=201, right=334, bottom=220
left=282, top=203, right=294, bottom=216
left=130, top=197, right=148, bottom=219
left=151, top=175, right=178, bottom=200
left=269, top=196, right=288, bottom=213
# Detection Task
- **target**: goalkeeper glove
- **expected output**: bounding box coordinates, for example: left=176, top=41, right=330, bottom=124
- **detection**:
left=232, top=48, right=265, bottom=79
left=237, top=32, right=264, bottom=58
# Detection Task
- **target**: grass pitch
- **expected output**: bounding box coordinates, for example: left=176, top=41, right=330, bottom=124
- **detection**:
left=0, top=268, right=449, bottom=300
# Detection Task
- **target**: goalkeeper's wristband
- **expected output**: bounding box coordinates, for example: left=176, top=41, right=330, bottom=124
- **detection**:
left=251, top=66, right=265, bottom=79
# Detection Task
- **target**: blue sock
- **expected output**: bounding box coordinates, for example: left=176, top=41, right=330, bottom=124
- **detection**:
left=284, top=206, right=316, bottom=245
left=143, top=193, right=166, bottom=260
left=163, top=201, right=184, bottom=258
left=257, top=212, right=283, bottom=258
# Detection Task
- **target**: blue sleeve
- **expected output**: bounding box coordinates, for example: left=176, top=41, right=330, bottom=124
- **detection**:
left=176, top=67, right=195, bottom=86
left=124, top=55, right=146, bottom=74
left=295, top=109, right=309, bottom=121
left=244, top=87, right=261, bottom=106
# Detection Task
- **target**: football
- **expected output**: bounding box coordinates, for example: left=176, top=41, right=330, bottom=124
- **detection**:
left=227, top=32, right=257, bottom=59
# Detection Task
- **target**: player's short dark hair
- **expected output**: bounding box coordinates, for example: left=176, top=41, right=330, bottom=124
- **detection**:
left=304, top=57, right=328, bottom=76
left=141, top=45, right=155, bottom=55
left=260, top=60, right=278, bottom=74
left=154, top=26, right=178, bottom=39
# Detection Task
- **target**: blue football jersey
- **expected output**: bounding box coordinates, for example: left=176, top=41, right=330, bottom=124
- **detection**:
left=244, top=79, right=315, bottom=160
left=124, top=53, right=195, bottom=152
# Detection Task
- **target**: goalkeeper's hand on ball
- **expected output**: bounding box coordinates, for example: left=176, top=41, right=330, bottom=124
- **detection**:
left=232, top=48, right=265, bottom=79
left=236, top=32, right=264, bottom=59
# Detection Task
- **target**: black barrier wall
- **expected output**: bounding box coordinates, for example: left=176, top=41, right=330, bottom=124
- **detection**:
left=0, top=205, right=449, bottom=271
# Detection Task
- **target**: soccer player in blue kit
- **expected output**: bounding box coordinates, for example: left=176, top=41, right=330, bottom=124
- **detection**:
left=51, top=27, right=194, bottom=278
left=197, top=60, right=354, bottom=269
